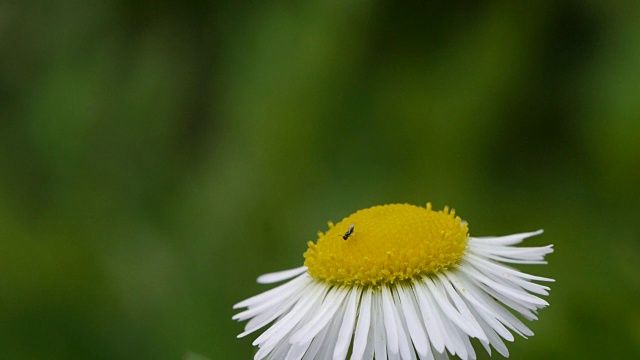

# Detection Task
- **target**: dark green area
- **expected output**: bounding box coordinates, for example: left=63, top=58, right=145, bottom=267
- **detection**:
left=1, top=1, right=639, bottom=359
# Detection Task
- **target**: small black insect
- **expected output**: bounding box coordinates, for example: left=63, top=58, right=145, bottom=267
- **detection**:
left=342, top=223, right=355, bottom=240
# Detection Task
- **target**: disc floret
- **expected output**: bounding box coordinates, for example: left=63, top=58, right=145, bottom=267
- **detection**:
left=304, top=203, right=469, bottom=286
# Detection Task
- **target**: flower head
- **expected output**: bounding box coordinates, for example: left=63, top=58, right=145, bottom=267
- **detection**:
left=233, top=203, right=554, bottom=360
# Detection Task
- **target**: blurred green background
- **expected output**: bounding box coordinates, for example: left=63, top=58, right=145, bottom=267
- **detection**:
left=1, top=1, right=639, bottom=359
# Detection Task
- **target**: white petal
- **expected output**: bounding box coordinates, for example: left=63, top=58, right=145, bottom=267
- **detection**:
left=238, top=289, right=305, bottom=337
left=390, top=287, right=416, bottom=360
left=470, top=230, right=543, bottom=246
left=433, top=347, right=450, bottom=360
left=467, top=303, right=510, bottom=357
left=459, top=268, right=539, bottom=320
left=290, top=286, right=348, bottom=345
left=372, top=291, right=388, bottom=359
left=470, top=243, right=554, bottom=264
left=320, top=295, right=350, bottom=360
left=286, top=342, right=310, bottom=360
left=381, top=285, right=400, bottom=355
left=265, top=342, right=290, bottom=360
left=419, top=280, right=469, bottom=358
left=350, top=287, right=372, bottom=360
left=460, top=332, right=476, bottom=360
left=459, top=266, right=549, bottom=308
left=361, top=318, right=376, bottom=360
left=453, top=271, right=534, bottom=337
left=257, top=266, right=308, bottom=284
left=237, top=277, right=315, bottom=337
left=234, top=277, right=306, bottom=321
left=285, top=294, right=333, bottom=360
left=234, top=273, right=311, bottom=309
left=439, top=313, right=468, bottom=360
left=254, top=282, right=326, bottom=351
left=397, top=284, right=430, bottom=358
left=334, top=287, right=360, bottom=360
left=413, top=281, right=446, bottom=353
left=444, top=271, right=514, bottom=341
left=435, top=273, right=487, bottom=343
left=300, top=324, right=329, bottom=360
left=466, top=254, right=554, bottom=284
left=423, top=277, right=483, bottom=341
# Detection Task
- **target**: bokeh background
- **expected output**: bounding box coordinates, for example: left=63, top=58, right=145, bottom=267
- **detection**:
left=1, top=1, right=639, bottom=359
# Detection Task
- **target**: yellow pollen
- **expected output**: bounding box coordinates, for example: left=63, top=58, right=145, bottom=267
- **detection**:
left=303, top=203, right=469, bottom=286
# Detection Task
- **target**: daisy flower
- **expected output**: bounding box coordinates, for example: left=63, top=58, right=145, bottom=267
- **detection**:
left=233, top=203, right=554, bottom=360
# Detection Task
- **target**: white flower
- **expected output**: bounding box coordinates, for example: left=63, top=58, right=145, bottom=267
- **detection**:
left=233, top=204, right=554, bottom=360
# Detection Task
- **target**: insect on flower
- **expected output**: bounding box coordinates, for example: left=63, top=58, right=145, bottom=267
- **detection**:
left=341, top=223, right=355, bottom=240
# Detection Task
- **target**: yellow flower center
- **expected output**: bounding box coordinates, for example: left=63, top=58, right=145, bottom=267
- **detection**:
left=304, top=203, right=469, bottom=286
